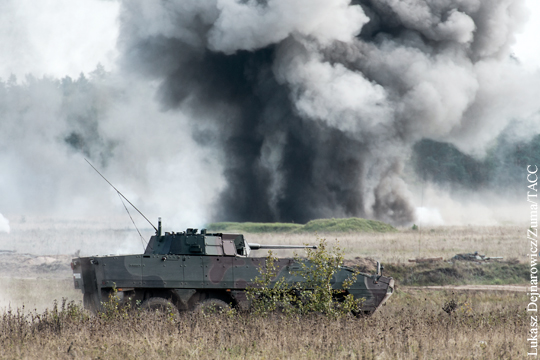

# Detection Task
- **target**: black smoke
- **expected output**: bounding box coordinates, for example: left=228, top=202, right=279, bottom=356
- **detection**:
left=124, top=39, right=376, bottom=223
left=115, top=0, right=538, bottom=225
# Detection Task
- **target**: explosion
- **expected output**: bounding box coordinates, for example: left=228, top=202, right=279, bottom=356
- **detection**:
left=115, top=0, right=538, bottom=224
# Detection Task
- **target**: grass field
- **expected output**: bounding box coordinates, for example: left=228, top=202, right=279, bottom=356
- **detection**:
left=384, top=260, right=529, bottom=286
left=245, top=225, right=525, bottom=264
left=207, top=218, right=397, bottom=234
left=0, top=216, right=525, bottom=263
left=0, top=217, right=531, bottom=358
left=0, top=278, right=81, bottom=313
left=0, top=289, right=527, bottom=359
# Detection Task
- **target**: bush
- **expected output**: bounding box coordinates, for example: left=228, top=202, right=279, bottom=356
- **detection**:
left=300, top=218, right=396, bottom=233
left=246, top=239, right=363, bottom=317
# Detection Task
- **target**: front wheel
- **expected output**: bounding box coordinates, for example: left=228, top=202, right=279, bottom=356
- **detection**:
left=141, top=297, right=180, bottom=318
left=193, top=298, right=231, bottom=314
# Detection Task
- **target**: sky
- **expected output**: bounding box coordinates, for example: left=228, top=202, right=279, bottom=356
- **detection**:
left=0, top=0, right=538, bottom=80
left=0, top=0, right=119, bottom=80
left=513, top=0, right=540, bottom=71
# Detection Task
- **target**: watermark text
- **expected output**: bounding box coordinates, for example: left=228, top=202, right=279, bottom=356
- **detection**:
left=528, top=165, right=538, bottom=356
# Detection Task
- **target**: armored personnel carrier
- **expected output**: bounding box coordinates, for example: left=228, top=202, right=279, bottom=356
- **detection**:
left=72, top=220, right=394, bottom=315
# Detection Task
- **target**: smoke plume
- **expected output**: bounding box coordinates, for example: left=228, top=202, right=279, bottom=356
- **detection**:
left=113, top=0, right=539, bottom=225
left=0, top=214, right=9, bottom=233
left=0, top=71, right=224, bottom=229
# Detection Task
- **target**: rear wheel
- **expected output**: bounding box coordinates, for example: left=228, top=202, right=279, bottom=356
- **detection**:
left=352, top=310, right=372, bottom=318
left=194, top=298, right=231, bottom=314
left=141, top=297, right=180, bottom=318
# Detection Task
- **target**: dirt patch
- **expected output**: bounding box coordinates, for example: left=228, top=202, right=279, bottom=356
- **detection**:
left=343, top=257, right=378, bottom=273
left=0, top=252, right=72, bottom=279
left=0, top=252, right=79, bottom=311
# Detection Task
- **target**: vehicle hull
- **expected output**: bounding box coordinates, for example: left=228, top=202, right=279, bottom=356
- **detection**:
left=72, top=254, right=393, bottom=314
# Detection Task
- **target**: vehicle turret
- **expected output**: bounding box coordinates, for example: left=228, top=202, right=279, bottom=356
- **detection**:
left=144, top=220, right=317, bottom=257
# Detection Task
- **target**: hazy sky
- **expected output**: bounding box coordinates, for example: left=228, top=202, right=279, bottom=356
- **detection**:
left=0, top=0, right=119, bottom=79
left=513, top=0, right=540, bottom=71
left=0, top=0, right=538, bottom=79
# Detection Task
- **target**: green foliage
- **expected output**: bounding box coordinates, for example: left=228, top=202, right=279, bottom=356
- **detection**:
left=300, top=218, right=396, bottom=233
left=413, top=135, right=540, bottom=191
left=245, top=250, right=298, bottom=316
left=246, top=239, right=364, bottom=317
left=99, top=285, right=133, bottom=320
left=207, top=217, right=396, bottom=234
left=292, top=239, right=364, bottom=315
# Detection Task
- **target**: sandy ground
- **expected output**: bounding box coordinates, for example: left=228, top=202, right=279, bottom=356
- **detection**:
left=0, top=251, right=80, bottom=311
left=0, top=251, right=72, bottom=279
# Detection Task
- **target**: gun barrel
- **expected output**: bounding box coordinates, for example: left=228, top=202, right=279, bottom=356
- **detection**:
left=248, top=243, right=317, bottom=250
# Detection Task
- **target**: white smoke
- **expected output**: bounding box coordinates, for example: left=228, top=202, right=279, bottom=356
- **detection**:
left=207, top=0, right=368, bottom=52
left=0, top=72, right=225, bottom=229
left=415, top=207, right=444, bottom=226
left=0, top=214, right=9, bottom=233
left=412, top=184, right=528, bottom=226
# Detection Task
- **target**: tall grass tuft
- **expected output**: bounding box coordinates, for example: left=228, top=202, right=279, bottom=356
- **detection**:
left=0, top=290, right=528, bottom=359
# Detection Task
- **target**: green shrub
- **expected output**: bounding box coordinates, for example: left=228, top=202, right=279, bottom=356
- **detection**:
left=246, top=239, right=363, bottom=317
left=99, top=285, right=134, bottom=320
left=300, top=218, right=396, bottom=233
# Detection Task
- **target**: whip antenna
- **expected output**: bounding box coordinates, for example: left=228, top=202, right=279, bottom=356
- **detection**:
left=117, top=192, right=147, bottom=250
left=84, top=158, right=158, bottom=232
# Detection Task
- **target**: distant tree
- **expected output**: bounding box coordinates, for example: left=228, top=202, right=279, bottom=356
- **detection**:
left=413, top=133, right=540, bottom=193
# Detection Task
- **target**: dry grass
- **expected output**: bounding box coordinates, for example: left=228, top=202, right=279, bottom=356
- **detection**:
left=0, top=290, right=528, bottom=359
left=0, top=217, right=531, bottom=358
left=248, top=226, right=524, bottom=263
left=0, top=278, right=81, bottom=313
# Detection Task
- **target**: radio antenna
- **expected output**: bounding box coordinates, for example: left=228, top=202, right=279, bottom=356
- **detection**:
left=84, top=158, right=158, bottom=232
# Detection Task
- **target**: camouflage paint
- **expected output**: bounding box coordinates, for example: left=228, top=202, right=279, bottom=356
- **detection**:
left=72, top=229, right=394, bottom=314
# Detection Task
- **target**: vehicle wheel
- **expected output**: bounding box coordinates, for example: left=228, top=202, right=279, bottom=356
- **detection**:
left=141, top=297, right=180, bottom=318
left=194, top=298, right=231, bottom=315
left=352, top=310, right=372, bottom=318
